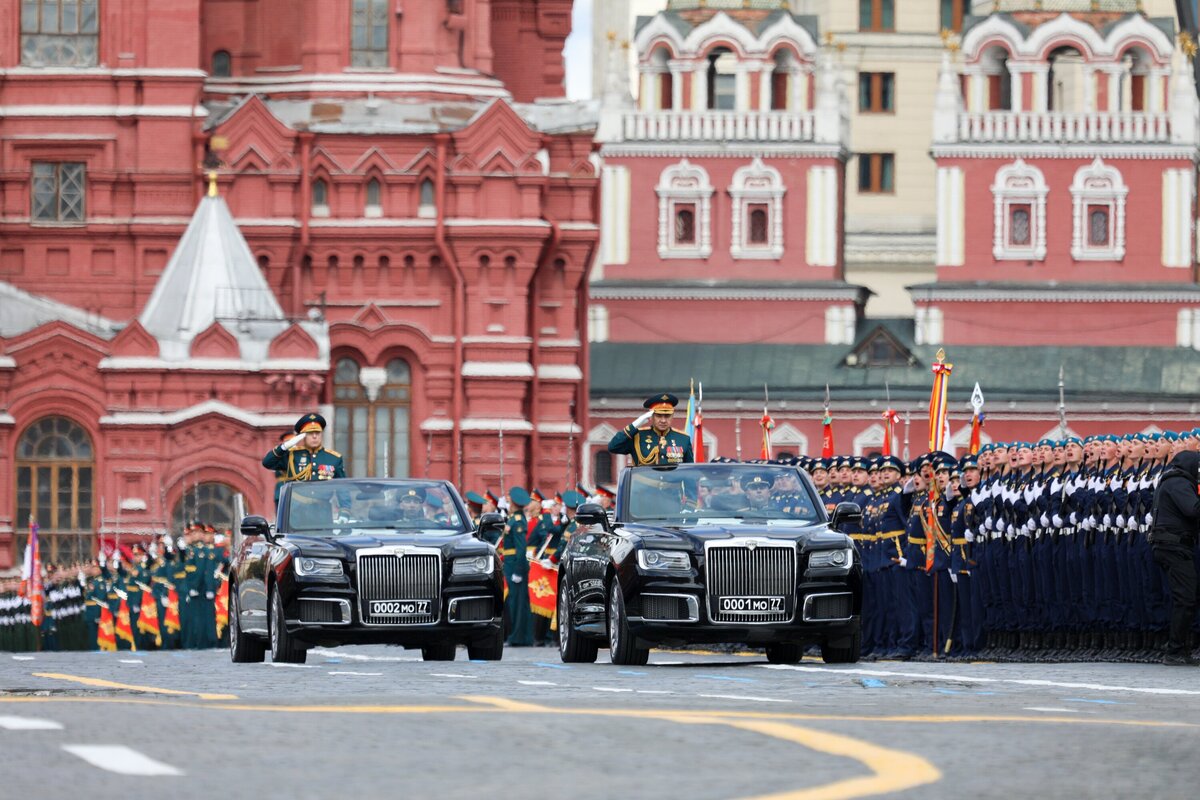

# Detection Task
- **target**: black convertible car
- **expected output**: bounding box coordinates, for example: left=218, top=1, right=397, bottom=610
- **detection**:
left=556, top=463, right=863, bottom=666
left=229, top=478, right=505, bottom=664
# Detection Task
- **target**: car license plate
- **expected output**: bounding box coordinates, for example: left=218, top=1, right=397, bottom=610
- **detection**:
left=369, top=599, right=431, bottom=616
left=718, top=596, right=784, bottom=614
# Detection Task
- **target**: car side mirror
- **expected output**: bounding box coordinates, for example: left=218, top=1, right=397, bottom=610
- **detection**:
left=574, top=503, right=610, bottom=531
left=241, top=515, right=274, bottom=543
left=830, top=502, right=862, bottom=529
left=477, top=512, right=504, bottom=536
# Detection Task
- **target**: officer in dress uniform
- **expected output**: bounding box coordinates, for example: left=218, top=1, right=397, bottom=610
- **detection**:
left=501, top=487, right=535, bottom=647
left=608, top=393, right=694, bottom=466
left=262, top=413, right=346, bottom=487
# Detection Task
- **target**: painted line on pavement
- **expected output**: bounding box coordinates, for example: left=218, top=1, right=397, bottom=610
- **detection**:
left=517, top=680, right=558, bottom=687
left=699, top=694, right=790, bottom=704
left=328, top=671, right=383, bottom=677
left=1062, top=697, right=1130, bottom=706
left=760, top=664, right=1200, bottom=697
left=637, top=690, right=674, bottom=695
left=268, top=663, right=313, bottom=669
left=31, top=673, right=237, bottom=701
left=11, top=656, right=34, bottom=661
left=618, top=670, right=648, bottom=676
left=593, top=687, right=634, bottom=693
left=696, top=674, right=757, bottom=683
left=1024, top=707, right=1082, bottom=714
left=431, top=673, right=478, bottom=679
left=118, top=659, right=143, bottom=664
left=534, top=662, right=571, bottom=670
left=308, top=648, right=419, bottom=662
left=0, top=715, right=64, bottom=730
left=61, top=745, right=183, bottom=776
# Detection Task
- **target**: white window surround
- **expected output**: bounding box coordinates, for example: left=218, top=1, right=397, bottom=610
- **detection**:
left=992, top=158, right=1047, bottom=261
left=770, top=423, right=808, bottom=458
left=1177, top=308, right=1200, bottom=349
left=657, top=159, right=713, bottom=259
left=823, top=305, right=855, bottom=345
left=852, top=423, right=886, bottom=457
left=1070, top=157, right=1127, bottom=262
left=729, top=157, right=785, bottom=259
left=914, top=306, right=944, bottom=346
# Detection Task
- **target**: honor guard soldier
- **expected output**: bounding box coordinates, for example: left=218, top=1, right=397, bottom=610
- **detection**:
left=262, top=413, right=346, bottom=487
left=608, top=393, right=694, bottom=466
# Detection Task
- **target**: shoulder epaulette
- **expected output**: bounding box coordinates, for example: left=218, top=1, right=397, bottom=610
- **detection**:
left=325, top=449, right=342, bottom=458
left=671, top=428, right=691, bottom=436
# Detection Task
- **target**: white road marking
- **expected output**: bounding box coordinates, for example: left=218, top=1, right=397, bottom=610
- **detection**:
left=431, top=673, right=478, bottom=679
left=268, top=662, right=314, bottom=669
left=593, top=687, right=634, bottom=693
left=636, top=690, right=674, bottom=695
left=518, top=680, right=558, bottom=687
left=62, top=745, right=183, bottom=776
left=308, top=648, right=420, bottom=662
left=652, top=661, right=684, bottom=666
left=1023, top=707, right=1081, bottom=714
left=0, top=715, right=64, bottom=731
left=761, top=664, right=1200, bottom=697
left=698, top=693, right=790, bottom=704
left=11, top=656, right=34, bottom=661
left=119, top=659, right=143, bottom=664
left=328, top=671, right=383, bottom=677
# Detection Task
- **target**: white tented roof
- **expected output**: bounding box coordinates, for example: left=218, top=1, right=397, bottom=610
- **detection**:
left=0, top=280, right=120, bottom=339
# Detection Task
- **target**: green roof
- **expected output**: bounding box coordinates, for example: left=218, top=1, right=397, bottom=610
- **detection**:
left=589, top=341, right=1200, bottom=404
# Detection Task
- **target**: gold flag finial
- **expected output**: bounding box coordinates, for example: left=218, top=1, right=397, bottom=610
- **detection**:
left=935, top=347, right=946, bottom=362
left=206, top=171, right=219, bottom=198
left=1180, top=31, right=1198, bottom=61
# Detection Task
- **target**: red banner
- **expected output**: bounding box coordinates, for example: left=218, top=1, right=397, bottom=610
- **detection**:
left=115, top=597, right=136, bottom=650
left=97, top=606, right=117, bottom=652
left=137, top=589, right=162, bottom=648
left=527, top=561, right=557, bottom=619
left=821, top=413, right=835, bottom=458
left=969, top=412, right=984, bottom=456
left=928, top=350, right=953, bottom=453
left=215, top=576, right=230, bottom=639
left=881, top=409, right=899, bottom=456
left=163, top=587, right=181, bottom=634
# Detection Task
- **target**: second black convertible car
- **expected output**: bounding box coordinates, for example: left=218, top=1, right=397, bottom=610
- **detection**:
left=229, top=478, right=505, bottom=663
left=556, top=463, right=863, bottom=666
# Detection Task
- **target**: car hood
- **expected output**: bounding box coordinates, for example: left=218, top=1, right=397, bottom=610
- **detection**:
left=622, top=523, right=848, bottom=553
left=280, top=531, right=485, bottom=560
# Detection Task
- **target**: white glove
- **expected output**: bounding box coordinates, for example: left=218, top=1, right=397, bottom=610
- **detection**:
left=1102, top=514, right=1112, bottom=527
left=283, top=432, right=306, bottom=450
left=1144, top=513, right=1153, bottom=525
left=510, top=574, right=523, bottom=584
left=1115, top=515, right=1125, bottom=528
left=1024, top=520, right=1035, bottom=532
left=983, top=518, right=994, bottom=531
left=965, top=530, right=975, bottom=543
left=632, top=411, right=652, bottom=428
left=539, top=559, right=555, bottom=569
left=949, top=572, right=958, bottom=584
left=1052, top=514, right=1063, bottom=527
left=1040, top=513, right=1049, bottom=527
left=896, top=556, right=908, bottom=568
left=205, top=592, right=215, bottom=600
left=1006, top=524, right=1015, bottom=536
left=1069, top=512, right=1078, bottom=525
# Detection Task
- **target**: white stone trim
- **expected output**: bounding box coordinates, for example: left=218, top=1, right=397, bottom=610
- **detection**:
left=601, top=165, right=631, bottom=266
left=950, top=424, right=992, bottom=455
left=99, top=400, right=295, bottom=428
left=770, top=423, right=809, bottom=458
left=852, top=423, right=886, bottom=457
left=914, top=307, right=944, bottom=346
left=962, top=12, right=1172, bottom=65
left=590, top=285, right=864, bottom=302
left=1177, top=308, right=1200, bottom=349
left=461, top=361, right=534, bottom=378
left=0, top=104, right=207, bottom=118
left=936, top=167, right=965, bottom=267
left=823, top=305, right=855, bottom=346
left=728, top=157, right=785, bottom=260
left=931, top=143, right=1197, bottom=160
left=1070, top=158, right=1127, bottom=262
left=992, top=159, right=1048, bottom=261
left=914, top=287, right=1200, bottom=303
left=588, top=304, right=610, bottom=343
left=0, top=412, right=15, bottom=425
left=419, top=418, right=455, bottom=432
left=602, top=143, right=845, bottom=159
left=536, top=364, right=583, bottom=380
left=535, top=422, right=583, bottom=434
left=459, top=418, right=534, bottom=432
left=1162, top=168, right=1195, bottom=269
left=805, top=165, right=837, bottom=267
left=97, top=356, right=328, bottom=371
left=656, top=160, right=713, bottom=259
left=634, top=10, right=817, bottom=63
left=0, top=356, right=15, bottom=369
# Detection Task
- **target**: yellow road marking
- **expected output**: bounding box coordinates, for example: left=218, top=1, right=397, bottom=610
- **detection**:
left=31, top=673, right=238, bottom=701
left=458, top=695, right=550, bottom=713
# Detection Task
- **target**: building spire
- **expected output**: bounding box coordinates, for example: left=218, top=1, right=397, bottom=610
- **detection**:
left=206, top=170, right=219, bottom=198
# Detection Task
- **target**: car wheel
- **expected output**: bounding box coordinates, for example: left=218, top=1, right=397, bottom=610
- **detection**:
left=466, top=630, right=504, bottom=661
left=269, top=586, right=307, bottom=664
left=421, top=642, right=457, bottom=661
left=765, top=642, right=802, bottom=665
left=558, top=580, right=597, bottom=664
left=820, top=630, right=862, bottom=664
left=230, top=583, right=265, bottom=664
left=607, top=581, right=649, bottom=666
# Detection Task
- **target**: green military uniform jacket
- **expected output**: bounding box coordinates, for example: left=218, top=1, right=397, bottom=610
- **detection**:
left=262, top=445, right=346, bottom=484
left=608, top=424, right=694, bottom=466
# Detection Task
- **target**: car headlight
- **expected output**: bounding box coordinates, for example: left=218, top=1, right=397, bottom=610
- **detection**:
left=452, top=555, right=494, bottom=576
left=294, top=557, right=344, bottom=578
left=808, top=548, right=854, bottom=569
left=637, top=549, right=691, bottom=573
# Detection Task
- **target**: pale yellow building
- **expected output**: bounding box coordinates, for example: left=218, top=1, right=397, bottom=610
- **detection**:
left=594, top=0, right=1180, bottom=316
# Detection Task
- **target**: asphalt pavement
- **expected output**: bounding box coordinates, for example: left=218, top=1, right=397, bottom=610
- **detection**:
left=2, top=645, right=1199, bottom=800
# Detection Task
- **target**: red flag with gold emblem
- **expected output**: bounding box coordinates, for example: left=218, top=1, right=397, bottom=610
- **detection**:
left=215, top=575, right=230, bottom=639
left=115, top=597, right=137, bottom=650
left=97, top=605, right=117, bottom=652
left=163, top=586, right=181, bottom=634
left=137, top=589, right=162, bottom=648
left=527, top=561, right=557, bottom=619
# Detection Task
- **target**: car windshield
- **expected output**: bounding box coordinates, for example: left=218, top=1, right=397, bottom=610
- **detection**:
left=625, top=465, right=822, bottom=527
left=285, top=480, right=468, bottom=534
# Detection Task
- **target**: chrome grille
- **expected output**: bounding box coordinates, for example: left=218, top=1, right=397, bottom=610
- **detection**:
left=450, top=596, right=493, bottom=623
left=803, top=592, right=854, bottom=622
left=358, top=552, right=440, bottom=625
left=298, top=599, right=342, bottom=624
left=705, top=543, right=796, bottom=624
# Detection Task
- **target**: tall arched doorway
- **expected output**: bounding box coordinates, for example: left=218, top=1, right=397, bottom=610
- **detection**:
left=171, top=482, right=239, bottom=535
left=15, top=416, right=95, bottom=564
left=332, top=356, right=412, bottom=477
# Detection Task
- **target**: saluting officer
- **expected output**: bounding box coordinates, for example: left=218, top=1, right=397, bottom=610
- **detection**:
left=608, top=393, right=694, bottom=466
left=262, top=413, right=346, bottom=489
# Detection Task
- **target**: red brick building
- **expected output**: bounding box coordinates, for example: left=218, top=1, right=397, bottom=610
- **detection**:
left=0, top=0, right=596, bottom=567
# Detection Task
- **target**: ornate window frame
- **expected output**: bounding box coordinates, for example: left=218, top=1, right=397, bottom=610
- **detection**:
left=657, top=159, right=713, bottom=259
left=729, top=157, right=785, bottom=259
left=992, top=159, right=1047, bottom=261
left=1070, top=157, right=1127, bottom=262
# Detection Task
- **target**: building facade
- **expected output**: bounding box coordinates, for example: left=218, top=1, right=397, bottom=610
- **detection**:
left=0, top=0, right=597, bottom=568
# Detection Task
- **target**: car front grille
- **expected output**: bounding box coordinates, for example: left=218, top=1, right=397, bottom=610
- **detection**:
left=358, top=553, right=440, bottom=625
left=803, top=592, right=854, bottom=622
left=706, top=543, right=796, bottom=624
left=640, top=594, right=696, bottom=622
left=298, top=599, right=344, bottom=624
left=450, top=596, right=493, bottom=623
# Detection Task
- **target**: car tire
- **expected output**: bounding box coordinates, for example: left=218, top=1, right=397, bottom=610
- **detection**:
left=269, top=586, right=307, bottom=664
left=466, top=630, right=504, bottom=661
left=230, top=583, right=265, bottom=664
left=820, top=630, right=862, bottom=664
left=607, top=581, right=649, bottom=666
left=765, top=642, right=802, bottom=665
left=421, top=642, right=457, bottom=661
left=558, top=581, right=597, bottom=664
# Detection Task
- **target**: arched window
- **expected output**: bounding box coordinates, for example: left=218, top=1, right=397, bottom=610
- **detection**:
left=593, top=450, right=614, bottom=486
left=312, top=178, right=329, bottom=216
left=171, top=483, right=238, bottom=535
left=211, top=50, right=232, bottom=77
left=332, top=357, right=412, bottom=478
left=418, top=178, right=435, bottom=218
left=365, top=177, right=382, bottom=217
left=749, top=208, right=768, bottom=243
left=16, top=416, right=94, bottom=564
left=706, top=48, right=737, bottom=110
left=351, top=0, right=389, bottom=67
left=728, top=157, right=785, bottom=259
left=1070, top=157, right=1127, bottom=261
left=992, top=159, right=1047, bottom=261
left=657, top=159, right=714, bottom=258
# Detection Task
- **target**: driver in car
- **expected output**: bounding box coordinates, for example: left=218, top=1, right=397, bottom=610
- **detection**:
left=737, top=474, right=775, bottom=513
left=384, top=487, right=429, bottom=524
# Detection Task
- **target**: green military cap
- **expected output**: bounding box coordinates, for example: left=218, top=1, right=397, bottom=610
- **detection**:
left=561, top=490, right=584, bottom=508
left=509, top=486, right=531, bottom=507
left=465, top=491, right=486, bottom=506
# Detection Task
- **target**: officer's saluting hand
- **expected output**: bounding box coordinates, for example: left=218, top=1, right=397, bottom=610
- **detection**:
left=263, top=413, right=346, bottom=486
left=608, top=393, right=694, bottom=467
